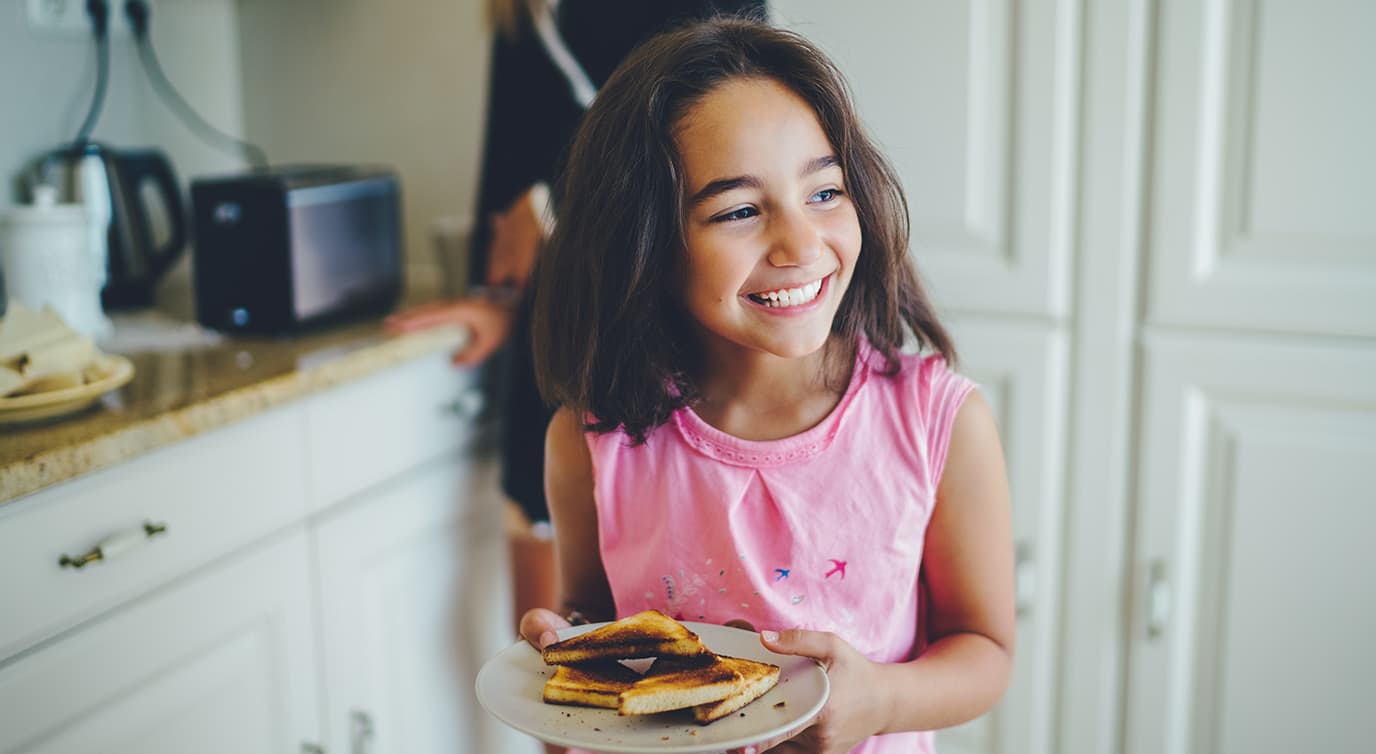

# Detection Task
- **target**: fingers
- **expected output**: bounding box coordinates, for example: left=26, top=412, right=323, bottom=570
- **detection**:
left=383, top=300, right=478, bottom=333
left=760, top=628, right=838, bottom=669
left=750, top=711, right=820, bottom=753
left=518, top=608, right=570, bottom=650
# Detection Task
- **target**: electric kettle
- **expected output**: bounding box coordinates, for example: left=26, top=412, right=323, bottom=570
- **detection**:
left=28, top=143, right=187, bottom=309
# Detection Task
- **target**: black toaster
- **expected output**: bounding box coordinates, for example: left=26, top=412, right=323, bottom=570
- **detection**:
left=191, top=165, right=403, bottom=333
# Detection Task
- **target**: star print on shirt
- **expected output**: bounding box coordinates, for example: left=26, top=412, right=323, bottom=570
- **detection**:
left=774, top=568, right=790, bottom=582
left=824, top=560, right=847, bottom=579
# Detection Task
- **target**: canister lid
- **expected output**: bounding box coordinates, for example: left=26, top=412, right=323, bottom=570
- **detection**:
left=0, top=186, right=89, bottom=226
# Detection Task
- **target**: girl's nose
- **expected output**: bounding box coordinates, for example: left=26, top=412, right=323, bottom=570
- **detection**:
left=766, top=209, right=824, bottom=267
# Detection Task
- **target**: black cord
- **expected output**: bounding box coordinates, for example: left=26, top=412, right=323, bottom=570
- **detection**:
left=124, top=0, right=269, bottom=169
left=72, top=0, right=111, bottom=148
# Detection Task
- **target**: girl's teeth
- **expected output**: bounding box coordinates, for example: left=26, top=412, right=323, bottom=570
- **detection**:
left=752, top=279, right=823, bottom=308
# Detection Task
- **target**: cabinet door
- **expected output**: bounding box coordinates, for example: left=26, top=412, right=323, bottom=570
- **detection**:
left=774, top=0, right=1080, bottom=318
left=936, top=319, right=1068, bottom=754
left=314, top=454, right=522, bottom=754
left=0, top=529, right=322, bottom=754
left=1125, top=335, right=1376, bottom=754
left=1145, top=0, right=1376, bottom=337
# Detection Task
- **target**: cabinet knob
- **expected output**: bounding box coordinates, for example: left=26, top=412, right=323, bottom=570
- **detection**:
left=58, top=521, right=168, bottom=570
left=439, top=387, right=485, bottom=420
left=1014, top=541, right=1036, bottom=618
left=1146, top=560, right=1172, bottom=639
left=351, top=709, right=376, bottom=754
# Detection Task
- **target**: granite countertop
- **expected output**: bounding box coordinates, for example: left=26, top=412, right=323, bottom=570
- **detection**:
left=0, top=313, right=469, bottom=506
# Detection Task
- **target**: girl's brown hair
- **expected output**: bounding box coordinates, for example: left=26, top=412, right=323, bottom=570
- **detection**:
left=532, top=17, right=955, bottom=443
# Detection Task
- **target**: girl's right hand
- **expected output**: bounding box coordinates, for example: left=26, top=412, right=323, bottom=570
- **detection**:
left=518, top=608, right=571, bottom=651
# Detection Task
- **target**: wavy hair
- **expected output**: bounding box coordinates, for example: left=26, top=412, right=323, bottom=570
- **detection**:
left=532, top=17, right=955, bottom=443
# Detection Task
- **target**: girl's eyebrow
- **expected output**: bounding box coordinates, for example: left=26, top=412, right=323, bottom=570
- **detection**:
left=688, top=154, right=841, bottom=207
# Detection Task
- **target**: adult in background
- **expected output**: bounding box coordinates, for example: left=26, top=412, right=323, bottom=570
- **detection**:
left=386, top=0, right=766, bottom=675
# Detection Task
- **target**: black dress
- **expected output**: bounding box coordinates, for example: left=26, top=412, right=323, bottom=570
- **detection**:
left=471, top=0, right=765, bottom=523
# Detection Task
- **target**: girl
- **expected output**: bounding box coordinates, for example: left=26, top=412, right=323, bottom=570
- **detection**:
left=520, top=17, right=1014, bottom=754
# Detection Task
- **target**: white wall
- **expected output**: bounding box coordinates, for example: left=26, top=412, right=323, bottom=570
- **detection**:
left=3, top=0, right=491, bottom=312
left=234, top=0, right=492, bottom=295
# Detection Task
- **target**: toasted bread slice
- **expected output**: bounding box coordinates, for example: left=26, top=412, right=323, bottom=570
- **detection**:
left=541, top=662, right=643, bottom=709
left=692, top=655, right=781, bottom=723
left=542, top=610, right=708, bottom=665
left=618, top=654, right=742, bottom=715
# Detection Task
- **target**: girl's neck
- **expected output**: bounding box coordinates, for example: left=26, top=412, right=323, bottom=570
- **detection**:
left=692, top=336, right=856, bottom=442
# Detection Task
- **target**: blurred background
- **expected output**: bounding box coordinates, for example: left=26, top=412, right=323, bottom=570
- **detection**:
left=1, top=1, right=1373, bottom=754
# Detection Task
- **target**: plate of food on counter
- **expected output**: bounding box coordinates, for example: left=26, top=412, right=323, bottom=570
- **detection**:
left=0, top=303, right=134, bottom=425
left=475, top=609, right=829, bottom=753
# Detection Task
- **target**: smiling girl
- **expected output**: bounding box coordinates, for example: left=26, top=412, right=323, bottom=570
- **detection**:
left=519, top=18, right=1014, bottom=754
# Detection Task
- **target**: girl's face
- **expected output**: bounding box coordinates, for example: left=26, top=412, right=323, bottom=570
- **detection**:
left=674, top=77, right=862, bottom=364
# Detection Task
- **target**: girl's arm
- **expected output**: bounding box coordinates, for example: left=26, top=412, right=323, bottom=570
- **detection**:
left=756, top=390, right=1014, bottom=749
left=877, top=387, right=1016, bottom=729
left=518, top=406, right=617, bottom=648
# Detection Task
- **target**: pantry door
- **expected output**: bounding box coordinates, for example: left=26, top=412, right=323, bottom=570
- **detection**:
left=774, top=3, right=1078, bottom=754
left=1125, top=337, right=1376, bottom=754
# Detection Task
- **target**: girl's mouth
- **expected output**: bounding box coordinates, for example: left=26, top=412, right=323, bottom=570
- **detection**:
left=745, top=275, right=827, bottom=308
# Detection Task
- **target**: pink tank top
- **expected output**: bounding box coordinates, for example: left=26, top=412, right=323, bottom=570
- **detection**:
left=583, top=341, right=975, bottom=754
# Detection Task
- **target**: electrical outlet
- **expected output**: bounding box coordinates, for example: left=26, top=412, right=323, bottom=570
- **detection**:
left=26, top=0, right=133, bottom=38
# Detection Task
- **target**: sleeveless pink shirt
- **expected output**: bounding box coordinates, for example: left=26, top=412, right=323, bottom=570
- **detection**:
left=584, top=341, right=975, bottom=754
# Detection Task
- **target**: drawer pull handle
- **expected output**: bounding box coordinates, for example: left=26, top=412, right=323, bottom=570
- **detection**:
left=1146, top=560, right=1171, bottom=639
left=59, top=521, right=168, bottom=570
left=1014, top=541, right=1036, bottom=618
left=351, top=709, right=376, bottom=754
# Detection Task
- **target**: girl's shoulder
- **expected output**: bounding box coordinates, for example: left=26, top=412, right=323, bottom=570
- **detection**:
left=860, top=339, right=966, bottom=389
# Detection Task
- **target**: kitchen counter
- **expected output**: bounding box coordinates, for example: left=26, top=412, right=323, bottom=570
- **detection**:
left=0, top=316, right=468, bottom=506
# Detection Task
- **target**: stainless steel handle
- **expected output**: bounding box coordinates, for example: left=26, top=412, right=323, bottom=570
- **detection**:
left=439, top=387, right=484, bottom=419
left=59, top=521, right=168, bottom=569
left=350, top=710, right=375, bottom=754
left=1014, top=541, right=1036, bottom=618
left=1146, top=560, right=1172, bottom=639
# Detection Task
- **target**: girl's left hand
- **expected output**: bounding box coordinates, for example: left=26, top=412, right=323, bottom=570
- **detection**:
left=738, top=628, right=891, bottom=754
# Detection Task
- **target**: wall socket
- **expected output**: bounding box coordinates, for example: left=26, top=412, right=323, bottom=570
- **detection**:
left=26, top=0, right=135, bottom=38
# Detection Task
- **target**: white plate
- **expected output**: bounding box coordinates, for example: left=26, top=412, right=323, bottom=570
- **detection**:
left=476, top=621, right=829, bottom=753
left=0, top=354, right=134, bottom=425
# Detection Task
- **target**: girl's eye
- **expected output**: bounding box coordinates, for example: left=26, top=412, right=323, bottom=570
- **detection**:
left=810, top=188, right=843, bottom=204
left=714, top=206, right=758, bottom=223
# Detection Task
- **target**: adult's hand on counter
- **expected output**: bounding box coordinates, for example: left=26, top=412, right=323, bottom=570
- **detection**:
left=383, top=296, right=513, bottom=366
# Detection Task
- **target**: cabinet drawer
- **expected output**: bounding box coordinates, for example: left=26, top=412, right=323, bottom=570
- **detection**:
left=304, top=353, right=486, bottom=510
left=0, top=407, right=308, bottom=660
left=0, top=528, right=320, bottom=754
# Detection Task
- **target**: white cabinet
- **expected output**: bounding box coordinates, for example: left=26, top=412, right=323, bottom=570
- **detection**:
left=1125, top=336, right=1376, bottom=754
left=314, top=457, right=486, bottom=754
left=938, top=319, right=1068, bottom=754
left=1144, top=0, right=1376, bottom=337
left=0, top=350, right=515, bottom=754
left=775, top=0, right=1078, bottom=319
left=0, top=529, right=323, bottom=754
left=777, top=1, right=1376, bottom=752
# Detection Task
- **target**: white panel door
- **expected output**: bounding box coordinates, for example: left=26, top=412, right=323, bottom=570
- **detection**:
left=774, top=0, right=1080, bottom=318
left=314, top=454, right=524, bottom=754
left=936, top=318, right=1068, bottom=754
left=1146, top=0, right=1376, bottom=337
left=0, top=530, right=322, bottom=754
left=1125, top=334, right=1376, bottom=754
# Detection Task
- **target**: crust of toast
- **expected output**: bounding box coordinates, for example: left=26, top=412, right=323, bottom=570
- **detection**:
left=691, top=655, right=782, bottom=723
left=541, top=662, right=642, bottom=709
left=541, top=610, right=708, bottom=665
left=617, top=655, right=742, bottom=715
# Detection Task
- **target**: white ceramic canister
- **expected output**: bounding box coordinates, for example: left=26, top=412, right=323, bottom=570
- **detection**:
left=0, top=185, right=113, bottom=341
